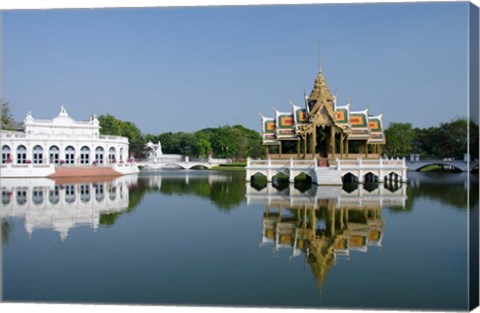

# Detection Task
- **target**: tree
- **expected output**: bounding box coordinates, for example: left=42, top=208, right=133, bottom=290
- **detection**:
left=196, top=138, right=212, bottom=158
left=211, top=126, right=239, bottom=158
left=436, top=118, right=468, bottom=159
left=97, top=114, right=122, bottom=135
left=1, top=101, right=16, bottom=130
left=385, top=122, right=415, bottom=156
left=231, top=125, right=264, bottom=159
left=98, top=114, right=146, bottom=158
left=413, top=126, right=441, bottom=157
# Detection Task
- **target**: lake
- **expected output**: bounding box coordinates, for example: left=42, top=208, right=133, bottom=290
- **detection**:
left=1, top=170, right=477, bottom=310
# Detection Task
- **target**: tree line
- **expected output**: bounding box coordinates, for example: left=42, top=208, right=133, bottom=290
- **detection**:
left=384, top=118, right=479, bottom=160
left=1, top=103, right=264, bottom=160
left=101, top=114, right=478, bottom=161
left=2, top=101, right=477, bottom=161
left=98, top=114, right=264, bottom=160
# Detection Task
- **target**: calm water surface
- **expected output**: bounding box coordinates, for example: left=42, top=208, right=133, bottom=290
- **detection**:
left=1, top=170, right=477, bottom=310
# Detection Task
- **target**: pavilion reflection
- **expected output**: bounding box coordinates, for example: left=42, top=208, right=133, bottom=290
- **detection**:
left=246, top=182, right=406, bottom=286
left=1, top=174, right=139, bottom=240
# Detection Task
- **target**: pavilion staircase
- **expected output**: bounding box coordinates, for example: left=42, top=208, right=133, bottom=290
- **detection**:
left=313, top=166, right=342, bottom=185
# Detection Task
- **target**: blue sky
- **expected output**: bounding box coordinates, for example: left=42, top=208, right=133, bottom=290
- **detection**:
left=2, top=2, right=470, bottom=134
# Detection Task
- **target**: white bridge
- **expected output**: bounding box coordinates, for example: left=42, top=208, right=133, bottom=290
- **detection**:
left=136, top=155, right=230, bottom=170
left=406, top=159, right=479, bottom=172
left=246, top=157, right=408, bottom=185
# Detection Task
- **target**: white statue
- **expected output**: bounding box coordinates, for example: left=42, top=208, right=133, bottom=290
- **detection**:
left=146, top=141, right=163, bottom=161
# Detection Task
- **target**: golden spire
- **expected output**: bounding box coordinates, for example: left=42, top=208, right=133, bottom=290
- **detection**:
left=307, top=65, right=335, bottom=115
left=307, top=43, right=334, bottom=116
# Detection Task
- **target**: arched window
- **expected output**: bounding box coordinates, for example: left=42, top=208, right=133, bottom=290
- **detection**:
left=32, top=187, right=44, bottom=205
left=49, top=146, right=60, bottom=164
left=2, top=190, right=11, bottom=205
left=16, top=189, right=27, bottom=205
left=80, top=146, right=90, bottom=165
left=65, top=185, right=75, bottom=203
left=49, top=186, right=60, bottom=204
left=33, top=145, right=44, bottom=164
left=95, top=183, right=104, bottom=202
left=108, top=184, right=116, bottom=200
left=95, top=147, right=104, bottom=164
left=65, top=146, right=75, bottom=165
left=80, top=184, right=90, bottom=203
left=108, top=147, right=116, bottom=163
left=16, top=145, right=27, bottom=164
left=2, top=145, right=11, bottom=163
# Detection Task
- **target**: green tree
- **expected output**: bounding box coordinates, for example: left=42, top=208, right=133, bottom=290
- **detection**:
left=196, top=138, right=212, bottom=158
left=211, top=126, right=239, bottom=158
left=157, top=132, right=177, bottom=154
left=97, top=114, right=122, bottom=135
left=1, top=101, right=16, bottom=130
left=385, top=122, right=415, bottom=156
left=1, top=220, right=13, bottom=244
left=98, top=114, right=146, bottom=158
left=231, top=125, right=264, bottom=159
left=437, top=118, right=468, bottom=159
left=413, top=126, right=441, bottom=157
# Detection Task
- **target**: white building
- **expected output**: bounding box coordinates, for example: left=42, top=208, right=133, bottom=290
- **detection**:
left=1, top=106, right=138, bottom=177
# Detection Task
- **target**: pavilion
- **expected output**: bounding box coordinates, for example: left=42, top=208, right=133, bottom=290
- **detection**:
left=260, top=65, right=386, bottom=160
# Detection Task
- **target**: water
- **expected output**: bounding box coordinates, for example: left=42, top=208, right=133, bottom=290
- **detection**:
left=1, top=170, right=477, bottom=310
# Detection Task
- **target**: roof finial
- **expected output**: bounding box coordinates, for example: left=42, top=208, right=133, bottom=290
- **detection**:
left=318, top=41, right=322, bottom=73
left=59, top=105, right=69, bottom=117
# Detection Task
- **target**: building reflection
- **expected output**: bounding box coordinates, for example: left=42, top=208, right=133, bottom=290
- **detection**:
left=1, top=175, right=138, bottom=240
left=246, top=182, right=406, bottom=286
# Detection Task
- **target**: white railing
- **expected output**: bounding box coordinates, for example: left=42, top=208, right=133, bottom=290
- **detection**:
left=98, top=135, right=128, bottom=142
left=30, top=118, right=56, bottom=123
left=246, top=157, right=407, bottom=171
left=247, top=158, right=316, bottom=169
left=207, top=157, right=231, bottom=164
left=30, top=118, right=94, bottom=126
left=336, top=157, right=406, bottom=169
left=1, top=131, right=128, bottom=142
left=0, top=131, right=27, bottom=138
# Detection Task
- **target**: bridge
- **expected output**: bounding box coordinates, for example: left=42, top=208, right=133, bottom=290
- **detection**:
left=136, top=155, right=230, bottom=170
left=406, top=159, right=479, bottom=172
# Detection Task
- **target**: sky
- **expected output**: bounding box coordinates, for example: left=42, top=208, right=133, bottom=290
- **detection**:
left=1, top=1, right=472, bottom=135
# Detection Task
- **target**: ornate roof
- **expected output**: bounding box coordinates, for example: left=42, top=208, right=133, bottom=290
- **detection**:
left=307, top=69, right=335, bottom=116
left=258, top=64, right=386, bottom=145
left=367, top=114, right=386, bottom=144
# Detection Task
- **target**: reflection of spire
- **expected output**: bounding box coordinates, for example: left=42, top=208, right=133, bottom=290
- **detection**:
left=253, top=182, right=394, bottom=293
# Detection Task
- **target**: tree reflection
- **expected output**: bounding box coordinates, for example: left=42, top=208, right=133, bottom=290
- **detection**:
left=152, top=173, right=246, bottom=211
left=405, top=172, right=478, bottom=210
left=1, top=220, right=13, bottom=244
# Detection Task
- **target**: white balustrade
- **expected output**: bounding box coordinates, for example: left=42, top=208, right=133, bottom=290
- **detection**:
left=247, top=157, right=408, bottom=184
